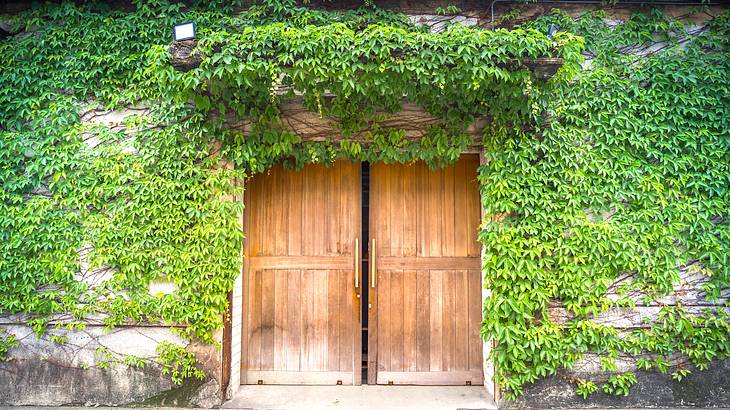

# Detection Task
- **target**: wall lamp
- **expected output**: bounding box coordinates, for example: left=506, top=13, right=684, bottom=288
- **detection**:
left=548, top=24, right=559, bottom=39
left=173, top=22, right=196, bottom=41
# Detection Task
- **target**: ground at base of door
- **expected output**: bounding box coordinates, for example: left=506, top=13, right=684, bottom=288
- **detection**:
left=224, top=385, right=496, bottom=410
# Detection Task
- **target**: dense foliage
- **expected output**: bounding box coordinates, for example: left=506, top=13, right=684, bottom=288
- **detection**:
left=0, top=0, right=575, bottom=353
left=150, top=1, right=581, bottom=172
left=480, top=8, right=730, bottom=398
left=0, top=1, right=248, bottom=343
left=0, top=0, right=727, bottom=399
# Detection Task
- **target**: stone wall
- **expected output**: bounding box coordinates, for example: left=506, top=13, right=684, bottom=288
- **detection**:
left=508, top=361, right=730, bottom=409
left=0, top=317, right=222, bottom=407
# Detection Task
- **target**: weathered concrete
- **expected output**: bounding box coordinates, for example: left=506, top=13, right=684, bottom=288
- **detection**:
left=224, top=385, right=497, bottom=410
left=0, top=323, right=222, bottom=407
left=408, top=13, right=479, bottom=32
left=0, top=359, right=174, bottom=406
left=504, top=359, right=730, bottom=409
left=2, top=407, right=727, bottom=410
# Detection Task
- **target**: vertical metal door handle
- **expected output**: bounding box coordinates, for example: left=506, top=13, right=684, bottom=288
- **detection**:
left=371, top=238, right=376, bottom=288
left=354, top=238, right=359, bottom=289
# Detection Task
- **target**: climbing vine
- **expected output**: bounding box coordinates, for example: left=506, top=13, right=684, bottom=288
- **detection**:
left=480, top=8, right=730, bottom=399
left=0, top=0, right=727, bottom=399
left=0, top=330, right=18, bottom=361
left=0, top=0, right=576, bottom=381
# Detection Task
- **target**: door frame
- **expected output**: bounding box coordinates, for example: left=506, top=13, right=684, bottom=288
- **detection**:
left=223, top=152, right=496, bottom=401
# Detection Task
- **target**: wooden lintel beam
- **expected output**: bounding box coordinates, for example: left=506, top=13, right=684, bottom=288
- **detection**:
left=168, top=40, right=565, bottom=79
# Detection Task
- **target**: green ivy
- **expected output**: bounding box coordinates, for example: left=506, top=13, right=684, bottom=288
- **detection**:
left=480, top=8, right=730, bottom=399
left=156, top=341, right=206, bottom=385
left=1, top=0, right=727, bottom=399
left=0, top=330, right=19, bottom=361
left=152, top=11, right=580, bottom=130
left=0, top=0, right=251, bottom=343
left=1, top=0, right=576, bottom=345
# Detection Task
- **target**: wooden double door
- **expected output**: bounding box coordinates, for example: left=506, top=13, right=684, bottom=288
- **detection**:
left=242, top=156, right=483, bottom=386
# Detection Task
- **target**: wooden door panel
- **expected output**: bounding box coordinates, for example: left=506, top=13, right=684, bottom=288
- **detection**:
left=242, top=161, right=361, bottom=385
left=370, top=156, right=483, bottom=385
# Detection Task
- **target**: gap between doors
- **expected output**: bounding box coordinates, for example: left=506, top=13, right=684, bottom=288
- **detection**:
left=360, top=162, right=370, bottom=383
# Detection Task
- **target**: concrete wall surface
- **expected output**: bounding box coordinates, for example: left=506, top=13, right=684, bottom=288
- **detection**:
left=0, top=321, right=222, bottom=408
left=505, top=360, right=730, bottom=409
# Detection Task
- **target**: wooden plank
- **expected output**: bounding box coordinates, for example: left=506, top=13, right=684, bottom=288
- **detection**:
left=351, top=162, right=362, bottom=385
left=379, top=270, right=391, bottom=372
left=415, top=270, right=431, bottom=372
left=274, top=167, right=288, bottom=255
left=403, top=270, right=417, bottom=372
left=324, top=163, right=334, bottom=255
left=327, top=269, right=340, bottom=371
left=429, top=270, right=443, bottom=372
left=261, top=271, right=275, bottom=370
left=248, top=371, right=355, bottom=385
left=416, top=162, right=428, bottom=257
left=431, top=166, right=444, bottom=257
left=464, top=155, right=481, bottom=257
left=302, top=270, right=316, bottom=371
left=454, top=270, right=469, bottom=370
left=391, top=270, right=405, bottom=372
left=442, top=270, right=455, bottom=371
left=313, top=165, right=326, bottom=255
left=286, top=270, right=302, bottom=372
left=403, top=164, right=417, bottom=257
left=301, top=166, right=314, bottom=256
left=249, top=269, right=263, bottom=371
left=249, top=256, right=353, bottom=270
left=376, top=371, right=484, bottom=386
left=454, top=158, right=469, bottom=257
left=368, top=163, right=383, bottom=385
left=377, top=256, right=481, bottom=270
left=338, top=161, right=351, bottom=256
left=442, top=163, right=455, bottom=256
left=468, top=269, right=483, bottom=371
left=390, top=164, right=403, bottom=258
left=339, top=269, right=353, bottom=373
left=249, top=175, right=262, bottom=257
left=273, top=270, right=287, bottom=370
left=288, top=167, right=302, bottom=256
left=382, top=164, right=392, bottom=257
left=313, top=269, right=328, bottom=371
left=261, top=167, right=274, bottom=256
